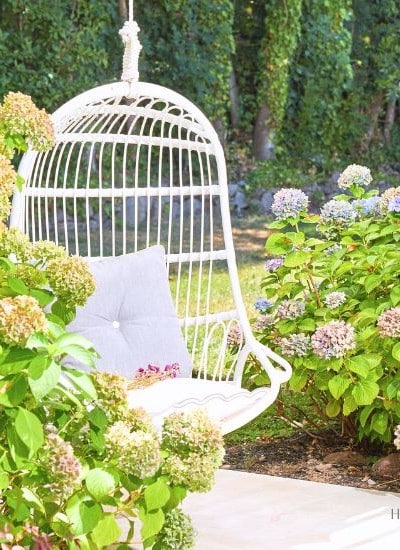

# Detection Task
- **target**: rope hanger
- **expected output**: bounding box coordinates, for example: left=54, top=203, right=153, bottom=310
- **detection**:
left=119, top=0, right=142, bottom=83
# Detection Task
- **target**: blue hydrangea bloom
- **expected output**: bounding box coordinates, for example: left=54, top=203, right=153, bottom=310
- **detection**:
left=352, top=196, right=380, bottom=216
left=254, top=297, right=273, bottom=313
left=388, top=196, right=400, bottom=213
left=320, top=200, right=357, bottom=226
left=271, top=188, right=309, bottom=220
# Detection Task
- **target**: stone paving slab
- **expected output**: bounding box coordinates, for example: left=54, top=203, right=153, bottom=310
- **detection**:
left=184, top=469, right=400, bottom=549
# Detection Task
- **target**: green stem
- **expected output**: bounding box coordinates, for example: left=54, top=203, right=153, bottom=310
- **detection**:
left=304, top=265, right=322, bottom=308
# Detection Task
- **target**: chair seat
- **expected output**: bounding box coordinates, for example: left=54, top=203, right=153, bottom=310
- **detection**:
left=127, top=378, right=270, bottom=434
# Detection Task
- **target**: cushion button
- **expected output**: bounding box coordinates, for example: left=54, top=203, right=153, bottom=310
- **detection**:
left=112, top=320, right=120, bottom=329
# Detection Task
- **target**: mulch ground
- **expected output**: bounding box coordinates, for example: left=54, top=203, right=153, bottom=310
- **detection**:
left=223, top=431, right=400, bottom=493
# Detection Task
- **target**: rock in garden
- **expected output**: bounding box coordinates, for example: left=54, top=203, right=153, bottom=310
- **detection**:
left=323, top=451, right=367, bottom=466
left=372, top=453, right=400, bottom=480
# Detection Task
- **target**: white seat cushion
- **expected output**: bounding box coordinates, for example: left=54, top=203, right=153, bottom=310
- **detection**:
left=67, top=246, right=193, bottom=378
left=127, top=377, right=269, bottom=431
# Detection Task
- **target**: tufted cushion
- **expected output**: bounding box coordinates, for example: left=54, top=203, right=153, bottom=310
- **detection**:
left=66, top=246, right=193, bottom=378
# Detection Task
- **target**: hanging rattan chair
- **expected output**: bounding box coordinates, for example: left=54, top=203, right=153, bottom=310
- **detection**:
left=10, top=3, right=291, bottom=434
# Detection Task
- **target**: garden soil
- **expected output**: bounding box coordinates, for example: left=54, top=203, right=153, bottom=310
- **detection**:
left=224, top=431, right=400, bottom=493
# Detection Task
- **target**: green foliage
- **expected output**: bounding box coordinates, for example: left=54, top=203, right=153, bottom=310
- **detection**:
left=0, top=0, right=122, bottom=111
left=256, top=0, right=303, bottom=134
left=284, top=0, right=353, bottom=162
left=258, top=165, right=400, bottom=446
left=246, top=158, right=318, bottom=191
left=136, top=0, right=234, bottom=124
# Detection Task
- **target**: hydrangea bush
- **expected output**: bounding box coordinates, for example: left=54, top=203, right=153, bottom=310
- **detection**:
left=0, top=92, right=224, bottom=549
left=257, top=164, right=400, bottom=444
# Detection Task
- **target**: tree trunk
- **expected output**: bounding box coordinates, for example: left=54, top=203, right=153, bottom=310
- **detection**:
left=118, top=0, right=128, bottom=19
left=229, top=69, right=240, bottom=129
left=253, top=104, right=275, bottom=161
left=213, top=117, right=226, bottom=148
left=361, top=91, right=384, bottom=151
left=384, top=98, right=397, bottom=145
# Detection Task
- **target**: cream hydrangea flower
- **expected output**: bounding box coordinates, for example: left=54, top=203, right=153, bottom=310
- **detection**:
left=0, top=92, right=55, bottom=151
left=46, top=255, right=95, bottom=307
left=0, top=295, right=47, bottom=346
left=0, top=226, right=32, bottom=261
left=104, top=420, right=161, bottom=478
left=32, top=240, right=67, bottom=263
left=0, top=154, right=17, bottom=196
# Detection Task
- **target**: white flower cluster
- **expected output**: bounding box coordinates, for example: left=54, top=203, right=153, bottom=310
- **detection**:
left=337, top=164, right=372, bottom=189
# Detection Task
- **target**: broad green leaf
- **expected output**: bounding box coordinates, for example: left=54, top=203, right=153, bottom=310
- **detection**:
left=66, top=495, right=102, bottom=535
left=6, top=276, right=29, bottom=295
left=284, top=250, right=311, bottom=268
left=144, top=479, right=170, bottom=512
left=0, top=348, right=36, bottom=375
left=358, top=405, right=374, bottom=428
left=21, top=487, right=45, bottom=513
left=139, top=507, right=165, bottom=541
left=0, top=374, right=28, bottom=407
left=289, top=370, right=308, bottom=392
left=0, top=472, right=9, bottom=490
left=390, top=286, right=400, bottom=306
left=165, top=485, right=187, bottom=511
left=63, top=369, right=97, bottom=400
left=392, top=342, right=400, bottom=363
left=370, top=411, right=388, bottom=435
left=15, top=408, right=44, bottom=453
left=352, top=379, right=380, bottom=406
left=343, top=393, right=358, bottom=416
left=26, top=332, right=50, bottom=350
left=347, top=356, right=370, bottom=378
left=28, top=359, right=61, bottom=400
left=265, top=233, right=293, bottom=255
left=85, top=468, right=116, bottom=501
left=298, top=318, right=316, bottom=331
left=60, top=345, right=96, bottom=367
left=15, top=174, right=25, bottom=192
left=325, top=400, right=341, bottom=418
left=88, top=407, right=108, bottom=430
left=328, top=374, right=351, bottom=400
left=29, top=288, right=54, bottom=307
left=364, top=274, right=381, bottom=294
left=91, top=514, right=121, bottom=547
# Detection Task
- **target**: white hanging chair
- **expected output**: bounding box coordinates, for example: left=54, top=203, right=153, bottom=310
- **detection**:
left=10, top=5, right=291, bottom=434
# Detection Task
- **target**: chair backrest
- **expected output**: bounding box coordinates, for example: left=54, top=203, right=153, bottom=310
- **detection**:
left=10, top=81, right=250, bottom=380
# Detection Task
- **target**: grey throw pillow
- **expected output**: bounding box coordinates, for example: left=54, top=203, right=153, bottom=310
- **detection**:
left=66, top=246, right=193, bottom=379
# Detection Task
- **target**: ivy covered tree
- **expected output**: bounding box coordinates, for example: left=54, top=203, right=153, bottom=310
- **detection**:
left=253, top=0, right=303, bottom=160
left=352, top=0, right=400, bottom=152
left=284, top=0, right=353, bottom=165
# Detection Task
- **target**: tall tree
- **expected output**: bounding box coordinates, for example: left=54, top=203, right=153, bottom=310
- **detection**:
left=287, top=0, right=353, bottom=164
left=253, top=0, right=303, bottom=160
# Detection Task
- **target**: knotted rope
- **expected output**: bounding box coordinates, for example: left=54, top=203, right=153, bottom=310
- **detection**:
left=119, top=0, right=142, bottom=83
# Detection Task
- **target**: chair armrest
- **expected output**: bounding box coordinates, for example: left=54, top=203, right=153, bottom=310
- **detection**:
left=233, top=333, right=292, bottom=387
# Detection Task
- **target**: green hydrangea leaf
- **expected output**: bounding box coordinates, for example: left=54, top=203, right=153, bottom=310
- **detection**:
left=328, top=374, right=351, bottom=399
left=352, top=379, right=380, bottom=406
left=91, top=514, right=121, bottom=547
left=66, top=495, right=102, bottom=535
left=28, top=359, right=61, bottom=400
left=370, top=410, right=388, bottom=435
left=85, top=468, right=116, bottom=501
left=139, top=506, right=165, bottom=541
left=144, top=479, right=171, bottom=512
left=325, top=400, right=341, bottom=418
left=284, top=250, right=311, bottom=268
left=15, top=407, right=44, bottom=452
left=265, top=233, right=293, bottom=255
